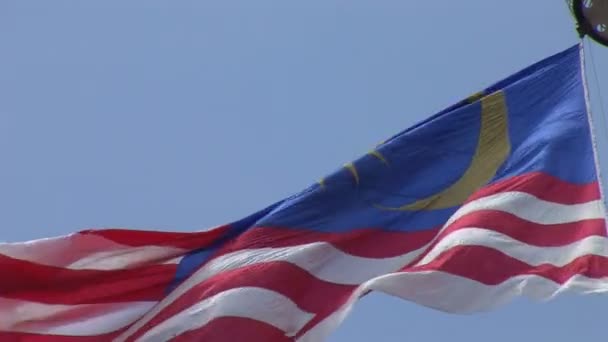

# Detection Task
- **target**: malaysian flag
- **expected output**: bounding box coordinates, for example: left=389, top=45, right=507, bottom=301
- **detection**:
left=1, top=44, right=607, bottom=341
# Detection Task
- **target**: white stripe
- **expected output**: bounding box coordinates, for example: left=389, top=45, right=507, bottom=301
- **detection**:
left=136, top=287, right=314, bottom=341
left=0, top=298, right=155, bottom=335
left=163, top=256, right=184, bottom=265
left=0, top=234, right=185, bottom=270
left=416, top=229, right=608, bottom=267
left=446, top=192, right=603, bottom=227
left=65, top=245, right=184, bottom=270
left=297, top=271, right=608, bottom=342
left=117, top=194, right=602, bottom=341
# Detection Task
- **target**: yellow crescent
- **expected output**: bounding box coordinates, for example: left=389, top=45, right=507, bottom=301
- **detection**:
left=377, top=90, right=510, bottom=211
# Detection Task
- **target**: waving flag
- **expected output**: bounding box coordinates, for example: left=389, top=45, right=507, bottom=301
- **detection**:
left=1, top=44, right=607, bottom=341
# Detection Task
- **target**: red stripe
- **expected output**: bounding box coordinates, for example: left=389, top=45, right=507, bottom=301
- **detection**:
left=223, top=226, right=436, bottom=258
left=407, top=245, right=608, bottom=284
left=444, top=211, right=606, bottom=246
left=0, top=330, right=122, bottom=342
left=126, top=261, right=354, bottom=341
left=79, top=225, right=230, bottom=250
left=469, top=172, right=601, bottom=204
left=0, top=300, right=144, bottom=339
left=171, top=317, right=293, bottom=342
left=0, top=255, right=175, bottom=304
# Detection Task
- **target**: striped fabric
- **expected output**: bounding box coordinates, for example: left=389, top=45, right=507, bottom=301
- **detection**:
left=1, top=45, right=607, bottom=341
left=1, top=173, right=606, bottom=341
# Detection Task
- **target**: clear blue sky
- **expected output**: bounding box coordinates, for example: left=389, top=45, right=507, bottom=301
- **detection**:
left=2, top=1, right=608, bottom=341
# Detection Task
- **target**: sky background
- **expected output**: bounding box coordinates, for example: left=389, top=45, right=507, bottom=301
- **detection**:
left=2, top=1, right=608, bottom=341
